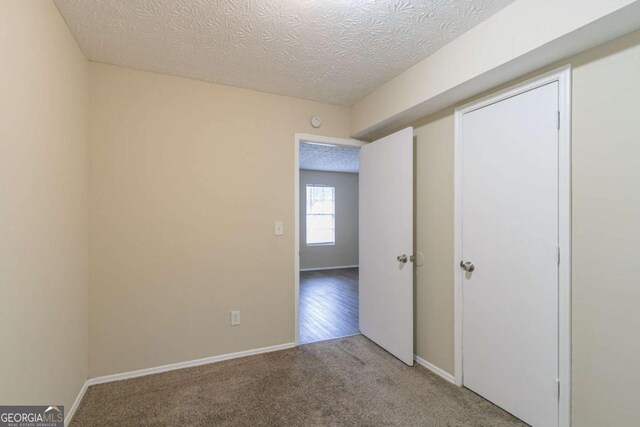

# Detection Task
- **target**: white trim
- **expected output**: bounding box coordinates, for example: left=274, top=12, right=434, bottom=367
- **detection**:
left=453, top=65, right=571, bottom=427
left=86, top=342, right=295, bottom=386
left=453, top=96, right=464, bottom=383
left=296, top=134, right=365, bottom=147
left=414, top=355, right=455, bottom=384
left=299, top=265, right=359, bottom=272
left=294, top=133, right=366, bottom=346
left=557, top=65, right=572, bottom=427
left=65, top=381, right=89, bottom=426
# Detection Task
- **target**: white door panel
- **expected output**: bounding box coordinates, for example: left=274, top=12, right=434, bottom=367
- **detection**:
left=359, top=127, right=413, bottom=366
left=461, top=83, right=559, bottom=426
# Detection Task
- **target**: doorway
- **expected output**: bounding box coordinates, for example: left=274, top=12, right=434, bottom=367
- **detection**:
left=454, top=66, right=571, bottom=427
left=294, top=135, right=365, bottom=345
left=294, top=129, right=415, bottom=364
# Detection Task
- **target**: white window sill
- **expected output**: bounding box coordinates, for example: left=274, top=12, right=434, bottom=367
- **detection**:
left=307, top=242, right=335, bottom=247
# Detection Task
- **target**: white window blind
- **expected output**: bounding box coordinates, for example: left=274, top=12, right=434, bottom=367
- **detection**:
left=306, top=185, right=335, bottom=245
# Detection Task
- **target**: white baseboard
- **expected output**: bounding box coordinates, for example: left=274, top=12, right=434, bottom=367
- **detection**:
left=65, top=380, right=89, bottom=426
left=414, top=355, right=456, bottom=384
left=299, top=265, right=358, bottom=272
left=86, top=342, right=296, bottom=386
left=65, top=341, right=295, bottom=425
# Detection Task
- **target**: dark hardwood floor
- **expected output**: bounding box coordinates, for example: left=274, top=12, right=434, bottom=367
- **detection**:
left=299, top=267, right=359, bottom=344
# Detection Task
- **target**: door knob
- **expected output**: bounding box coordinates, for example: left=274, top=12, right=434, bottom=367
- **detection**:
left=459, top=260, right=475, bottom=272
left=397, top=254, right=408, bottom=263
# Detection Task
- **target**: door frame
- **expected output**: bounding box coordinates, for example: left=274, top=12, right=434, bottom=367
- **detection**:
left=294, top=133, right=366, bottom=345
left=453, top=65, right=571, bottom=426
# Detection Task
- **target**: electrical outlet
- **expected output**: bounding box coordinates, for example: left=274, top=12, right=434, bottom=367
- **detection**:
left=230, top=311, right=240, bottom=326
left=274, top=221, right=284, bottom=236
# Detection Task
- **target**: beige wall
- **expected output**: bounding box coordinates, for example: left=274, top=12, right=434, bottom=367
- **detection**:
left=413, top=110, right=455, bottom=374
left=299, top=170, right=359, bottom=270
left=0, top=0, right=89, bottom=413
left=412, top=30, right=640, bottom=425
left=570, top=31, right=640, bottom=426
left=89, top=63, right=350, bottom=377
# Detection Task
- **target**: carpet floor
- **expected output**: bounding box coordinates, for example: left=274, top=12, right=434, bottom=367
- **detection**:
left=71, top=335, right=526, bottom=426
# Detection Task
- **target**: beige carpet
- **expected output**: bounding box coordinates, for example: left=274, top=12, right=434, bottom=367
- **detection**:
left=71, top=335, right=526, bottom=426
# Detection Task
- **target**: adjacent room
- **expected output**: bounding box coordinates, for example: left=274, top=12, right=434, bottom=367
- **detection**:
left=2, top=1, right=639, bottom=426
left=298, top=140, right=361, bottom=344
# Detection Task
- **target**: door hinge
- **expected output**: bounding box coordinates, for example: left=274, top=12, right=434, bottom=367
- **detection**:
left=556, top=111, right=560, bottom=130
left=557, top=246, right=560, bottom=266
left=555, top=378, right=561, bottom=401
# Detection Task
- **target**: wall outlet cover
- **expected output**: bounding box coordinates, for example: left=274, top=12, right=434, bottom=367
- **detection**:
left=274, top=221, right=284, bottom=236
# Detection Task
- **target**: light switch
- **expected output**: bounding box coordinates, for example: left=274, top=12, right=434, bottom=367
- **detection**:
left=274, top=221, right=284, bottom=236
left=230, top=311, right=240, bottom=326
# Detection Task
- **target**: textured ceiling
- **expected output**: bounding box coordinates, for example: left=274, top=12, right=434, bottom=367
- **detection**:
left=54, top=0, right=514, bottom=106
left=300, top=142, right=359, bottom=174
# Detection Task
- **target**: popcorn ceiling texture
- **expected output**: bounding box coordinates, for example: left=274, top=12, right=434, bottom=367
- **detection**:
left=54, top=0, right=514, bottom=105
left=300, top=142, right=360, bottom=173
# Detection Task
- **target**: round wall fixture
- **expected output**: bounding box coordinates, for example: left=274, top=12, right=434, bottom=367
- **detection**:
left=311, top=116, right=322, bottom=128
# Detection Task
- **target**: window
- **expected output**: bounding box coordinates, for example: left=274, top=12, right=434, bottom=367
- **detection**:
left=306, top=185, right=335, bottom=245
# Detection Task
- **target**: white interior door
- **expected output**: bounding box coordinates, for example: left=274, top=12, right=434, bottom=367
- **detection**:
left=359, top=127, right=413, bottom=366
left=460, top=82, right=559, bottom=426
